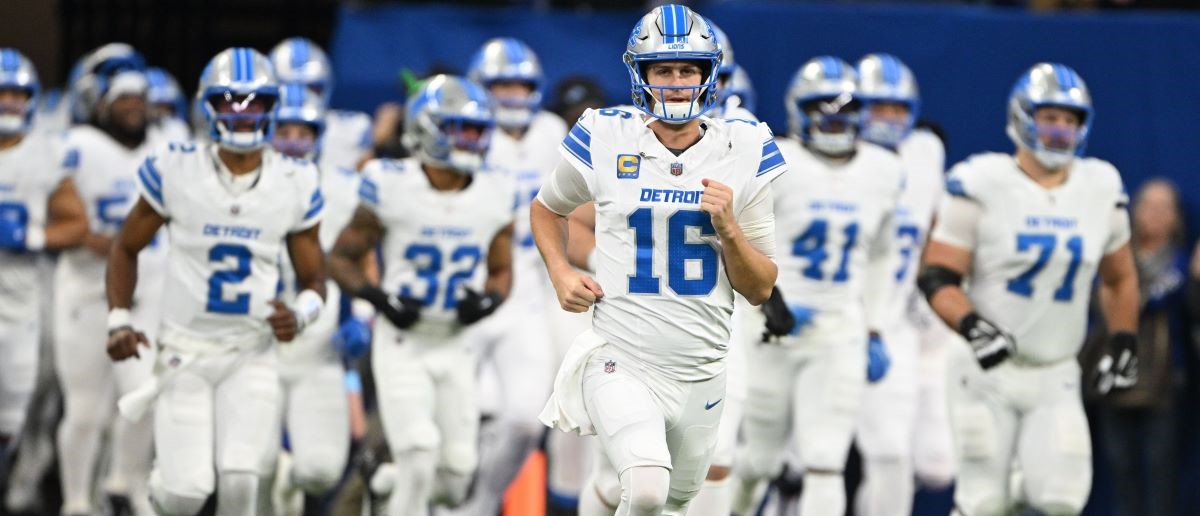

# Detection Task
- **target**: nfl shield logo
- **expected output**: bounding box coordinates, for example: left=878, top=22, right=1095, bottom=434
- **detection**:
left=604, top=360, right=616, bottom=374
left=670, top=162, right=683, bottom=176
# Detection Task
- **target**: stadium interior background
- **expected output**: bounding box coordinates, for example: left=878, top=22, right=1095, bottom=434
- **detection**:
left=1, top=0, right=1198, bottom=514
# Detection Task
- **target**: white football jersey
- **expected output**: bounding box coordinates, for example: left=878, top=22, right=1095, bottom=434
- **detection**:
left=149, top=117, right=192, bottom=144
left=137, top=142, right=323, bottom=347
left=360, top=157, right=516, bottom=337
left=937, top=153, right=1129, bottom=364
left=0, top=132, right=70, bottom=319
left=773, top=139, right=904, bottom=339
left=485, top=111, right=567, bottom=307
left=318, top=109, right=372, bottom=173
left=57, top=125, right=168, bottom=303
left=552, top=108, right=786, bottom=382
left=317, top=166, right=362, bottom=251
left=886, top=129, right=946, bottom=326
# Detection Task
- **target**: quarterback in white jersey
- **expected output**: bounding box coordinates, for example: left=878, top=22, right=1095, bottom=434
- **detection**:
left=851, top=53, right=955, bottom=516
left=54, top=69, right=170, bottom=514
left=0, top=48, right=88, bottom=461
left=433, top=37, right=569, bottom=516
left=270, top=36, right=373, bottom=172
left=105, top=48, right=328, bottom=515
left=329, top=75, right=514, bottom=516
left=919, top=63, right=1138, bottom=516
left=733, top=56, right=903, bottom=516
left=534, top=6, right=781, bottom=515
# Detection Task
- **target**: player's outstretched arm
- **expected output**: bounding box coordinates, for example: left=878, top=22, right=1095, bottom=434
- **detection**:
left=329, top=206, right=384, bottom=294
left=531, top=198, right=602, bottom=313
left=701, top=178, right=776, bottom=305
left=43, top=177, right=88, bottom=250
left=105, top=198, right=164, bottom=361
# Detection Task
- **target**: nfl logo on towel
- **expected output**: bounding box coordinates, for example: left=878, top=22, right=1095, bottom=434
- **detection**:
left=670, top=162, right=683, bottom=176
left=604, top=360, right=616, bottom=373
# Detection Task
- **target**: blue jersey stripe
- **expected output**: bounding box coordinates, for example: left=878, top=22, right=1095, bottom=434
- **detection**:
left=142, top=156, right=163, bottom=186
left=358, top=177, right=379, bottom=205
left=138, top=164, right=164, bottom=205
left=569, top=123, right=591, bottom=147
left=758, top=152, right=785, bottom=176
left=561, top=138, right=592, bottom=169
left=304, top=196, right=324, bottom=220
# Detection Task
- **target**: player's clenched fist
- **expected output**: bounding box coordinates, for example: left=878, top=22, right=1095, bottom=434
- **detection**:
left=267, top=299, right=299, bottom=342
left=549, top=267, right=605, bottom=313
left=700, top=178, right=737, bottom=237
left=107, top=327, right=149, bottom=361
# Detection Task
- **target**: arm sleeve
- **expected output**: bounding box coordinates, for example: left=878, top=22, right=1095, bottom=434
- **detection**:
left=136, top=155, right=168, bottom=217
left=737, top=182, right=776, bottom=259
left=930, top=195, right=982, bottom=250
left=536, top=158, right=593, bottom=216
left=357, top=161, right=382, bottom=213
left=1104, top=206, right=1131, bottom=255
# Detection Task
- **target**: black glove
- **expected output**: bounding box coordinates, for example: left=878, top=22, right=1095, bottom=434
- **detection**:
left=457, top=288, right=503, bottom=325
left=957, top=312, right=1015, bottom=370
left=358, top=286, right=422, bottom=330
left=761, top=286, right=795, bottom=341
left=1096, top=331, right=1138, bottom=395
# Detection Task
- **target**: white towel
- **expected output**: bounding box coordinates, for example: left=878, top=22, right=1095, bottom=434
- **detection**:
left=538, top=329, right=606, bottom=436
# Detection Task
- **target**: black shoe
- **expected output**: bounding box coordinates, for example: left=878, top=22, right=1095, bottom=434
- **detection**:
left=106, top=493, right=135, bottom=516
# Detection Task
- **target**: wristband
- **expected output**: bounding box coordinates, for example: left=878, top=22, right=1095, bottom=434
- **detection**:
left=25, top=225, right=46, bottom=252
left=107, top=308, right=132, bottom=332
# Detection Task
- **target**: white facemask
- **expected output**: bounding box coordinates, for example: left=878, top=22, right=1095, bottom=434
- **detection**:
left=1033, top=148, right=1075, bottom=170
left=494, top=106, right=533, bottom=129
left=652, top=99, right=702, bottom=125
left=0, top=114, right=26, bottom=135
left=447, top=149, right=484, bottom=174
left=217, top=125, right=267, bottom=153
left=809, top=128, right=856, bottom=156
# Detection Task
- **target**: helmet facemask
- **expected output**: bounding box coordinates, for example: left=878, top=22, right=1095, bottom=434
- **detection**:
left=0, top=87, right=33, bottom=135
left=205, top=90, right=278, bottom=153
left=860, top=100, right=916, bottom=149
left=630, top=58, right=718, bottom=125
left=1009, top=101, right=1090, bottom=170
left=487, top=80, right=540, bottom=130
left=801, top=93, right=860, bottom=157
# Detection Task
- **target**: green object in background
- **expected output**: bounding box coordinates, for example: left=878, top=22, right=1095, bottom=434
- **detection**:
left=400, top=69, right=426, bottom=98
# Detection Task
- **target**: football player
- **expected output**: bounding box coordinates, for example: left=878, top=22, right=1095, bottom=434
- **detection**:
left=267, top=83, right=360, bottom=514
left=329, top=75, right=515, bottom=516
left=105, top=47, right=327, bottom=514
left=852, top=53, right=954, bottom=516
left=918, top=63, right=1138, bottom=516
left=270, top=37, right=373, bottom=172
left=732, top=56, right=903, bottom=516
left=145, top=67, right=192, bottom=143
left=0, top=47, right=88, bottom=493
left=533, top=5, right=782, bottom=515
left=55, top=47, right=168, bottom=514
left=438, top=37, right=566, bottom=516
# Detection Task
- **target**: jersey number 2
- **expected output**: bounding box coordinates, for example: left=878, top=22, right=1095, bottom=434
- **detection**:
left=627, top=208, right=718, bottom=296
left=207, top=243, right=252, bottom=314
left=1006, top=233, right=1083, bottom=302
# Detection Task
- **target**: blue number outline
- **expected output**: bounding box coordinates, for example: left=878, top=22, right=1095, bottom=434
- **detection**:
left=206, top=243, right=253, bottom=314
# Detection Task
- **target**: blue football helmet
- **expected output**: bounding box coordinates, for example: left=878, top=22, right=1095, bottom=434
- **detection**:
left=623, top=4, right=723, bottom=123
left=467, top=38, right=544, bottom=129
left=269, top=37, right=333, bottom=106
left=145, top=67, right=186, bottom=120
left=717, top=64, right=756, bottom=115
left=1006, top=63, right=1092, bottom=169
left=273, top=82, right=327, bottom=160
left=785, top=56, right=859, bottom=156
left=403, top=75, right=495, bottom=174
left=197, top=48, right=280, bottom=153
left=0, top=48, right=40, bottom=134
left=68, top=43, right=145, bottom=123
left=707, top=19, right=736, bottom=83
left=856, top=53, right=919, bottom=149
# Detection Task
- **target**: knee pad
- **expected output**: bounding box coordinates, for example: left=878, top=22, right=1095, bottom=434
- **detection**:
left=149, top=470, right=210, bottom=516
left=954, top=403, right=998, bottom=461
left=441, top=440, right=478, bottom=475
left=216, top=471, right=259, bottom=512
left=591, top=464, right=623, bottom=507
left=733, top=446, right=784, bottom=483
left=290, top=452, right=344, bottom=494
left=621, top=466, right=670, bottom=516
